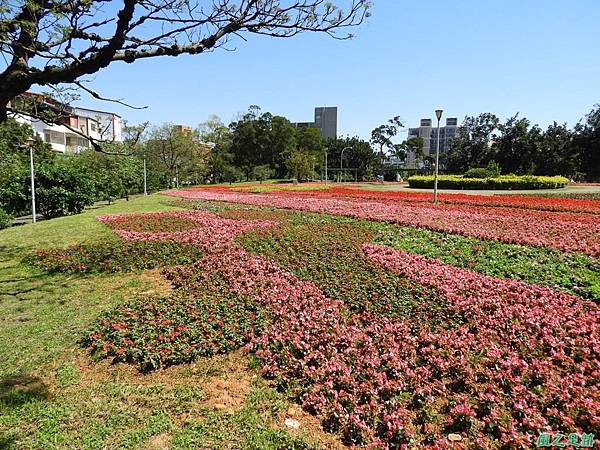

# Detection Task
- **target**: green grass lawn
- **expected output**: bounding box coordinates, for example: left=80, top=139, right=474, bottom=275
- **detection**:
left=0, top=194, right=333, bottom=450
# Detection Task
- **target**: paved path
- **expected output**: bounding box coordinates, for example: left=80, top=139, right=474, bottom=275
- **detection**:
left=352, top=183, right=600, bottom=196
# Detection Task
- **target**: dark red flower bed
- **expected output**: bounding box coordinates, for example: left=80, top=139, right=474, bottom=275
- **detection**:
left=27, top=239, right=205, bottom=273
left=84, top=254, right=270, bottom=371
left=100, top=213, right=201, bottom=232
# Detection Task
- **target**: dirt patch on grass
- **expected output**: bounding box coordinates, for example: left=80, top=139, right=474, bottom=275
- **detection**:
left=142, top=432, right=172, bottom=450
left=200, top=352, right=254, bottom=414
left=282, top=404, right=347, bottom=450
left=138, top=268, right=173, bottom=297
left=0, top=374, right=49, bottom=405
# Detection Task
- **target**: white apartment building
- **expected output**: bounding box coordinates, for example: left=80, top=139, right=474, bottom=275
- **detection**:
left=8, top=93, right=122, bottom=153
left=405, top=117, right=459, bottom=168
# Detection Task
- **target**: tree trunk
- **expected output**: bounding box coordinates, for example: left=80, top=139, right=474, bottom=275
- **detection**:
left=0, top=105, right=8, bottom=123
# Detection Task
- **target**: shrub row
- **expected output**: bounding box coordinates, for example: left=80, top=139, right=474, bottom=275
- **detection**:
left=407, top=175, right=569, bottom=190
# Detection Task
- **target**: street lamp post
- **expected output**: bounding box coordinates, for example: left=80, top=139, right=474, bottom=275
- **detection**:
left=143, top=154, right=148, bottom=195
left=26, top=137, right=36, bottom=223
left=340, top=146, right=352, bottom=183
left=433, top=109, right=443, bottom=203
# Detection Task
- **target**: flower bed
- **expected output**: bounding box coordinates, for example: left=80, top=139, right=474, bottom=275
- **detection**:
left=239, top=222, right=453, bottom=323
left=176, top=201, right=600, bottom=301
left=100, top=212, right=201, bottom=232
left=370, top=222, right=600, bottom=300
left=250, top=245, right=599, bottom=448
left=27, top=239, right=205, bottom=273
left=71, top=203, right=599, bottom=448
left=360, top=244, right=599, bottom=447
left=98, top=210, right=277, bottom=252
left=168, top=190, right=600, bottom=257
left=84, top=250, right=271, bottom=371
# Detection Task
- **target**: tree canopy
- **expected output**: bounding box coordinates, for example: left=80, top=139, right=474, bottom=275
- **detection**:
left=443, top=106, right=600, bottom=180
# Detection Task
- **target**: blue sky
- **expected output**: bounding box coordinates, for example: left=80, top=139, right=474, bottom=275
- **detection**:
left=80, top=0, right=600, bottom=140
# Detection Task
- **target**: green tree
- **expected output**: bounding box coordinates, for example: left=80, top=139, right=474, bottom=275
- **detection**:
left=35, top=156, right=96, bottom=219
left=370, top=116, right=405, bottom=170
left=252, top=164, right=275, bottom=183
left=491, top=115, right=542, bottom=175
left=573, top=105, right=600, bottom=181
left=270, top=116, right=297, bottom=178
left=446, top=113, right=499, bottom=173
left=295, top=127, right=324, bottom=178
left=536, top=122, right=576, bottom=177
left=146, top=124, right=207, bottom=187
left=326, top=136, right=377, bottom=181
left=285, top=150, right=315, bottom=182
left=403, top=137, right=425, bottom=168
left=296, top=127, right=324, bottom=154
left=229, top=107, right=274, bottom=180
left=198, top=115, right=235, bottom=184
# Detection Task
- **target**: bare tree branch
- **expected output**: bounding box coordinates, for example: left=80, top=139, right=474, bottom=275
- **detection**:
left=1, top=0, right=370, bottom=128
left=73, top=81, right=148, bottom=110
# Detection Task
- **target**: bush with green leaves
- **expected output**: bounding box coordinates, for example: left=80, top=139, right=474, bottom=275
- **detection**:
left=407, top=174, right=569, bottom=190
left=0, top=119, right=55, bottom=215
left=35, top=156, right=97, bottom=218
left=463, top=161, right=501, bottom=179
left=0, top=208, right=12, bottom=229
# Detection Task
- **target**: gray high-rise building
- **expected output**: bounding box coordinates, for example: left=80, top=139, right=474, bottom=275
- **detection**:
left=292, top=106, right=338, bottom=139
left=314, top=107, right=337, bottom=139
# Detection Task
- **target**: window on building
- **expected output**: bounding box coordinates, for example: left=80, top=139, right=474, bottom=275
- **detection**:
left=44, top=130, right=64, bottom=144
left=89, top=121, right=97, bottom=132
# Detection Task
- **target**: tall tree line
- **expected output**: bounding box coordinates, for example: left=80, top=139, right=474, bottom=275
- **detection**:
left=445, top=105, right=600, bottom=180
left=200, top=106, right=379, bottom=183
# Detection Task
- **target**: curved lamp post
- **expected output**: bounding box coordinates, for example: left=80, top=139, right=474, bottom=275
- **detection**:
left=433, top=109, right=443, bottom=203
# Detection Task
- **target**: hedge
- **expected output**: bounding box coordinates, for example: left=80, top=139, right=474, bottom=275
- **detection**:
left=407, top=175, right=569, bottom=190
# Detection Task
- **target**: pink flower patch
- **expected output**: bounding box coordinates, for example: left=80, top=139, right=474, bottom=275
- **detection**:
left=98, top=210, right=276, bottom=252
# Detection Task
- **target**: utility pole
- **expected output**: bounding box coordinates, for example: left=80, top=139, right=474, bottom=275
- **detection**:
left=433, top=109, right=443, bottom=203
